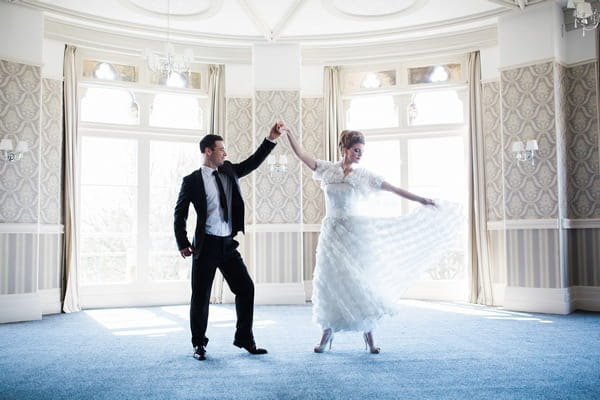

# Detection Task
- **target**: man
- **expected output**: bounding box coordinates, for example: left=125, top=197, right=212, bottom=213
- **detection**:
left=174, top=122, right=283, bottom=360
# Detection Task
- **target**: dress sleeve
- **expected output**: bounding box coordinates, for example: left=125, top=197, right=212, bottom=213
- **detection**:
left=358, top=168, right=384, bottom=194
left=312, top=159, right=332, bottom=182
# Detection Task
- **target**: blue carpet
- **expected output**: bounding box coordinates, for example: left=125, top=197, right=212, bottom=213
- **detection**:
left=1, top=301, right=599, bottom=400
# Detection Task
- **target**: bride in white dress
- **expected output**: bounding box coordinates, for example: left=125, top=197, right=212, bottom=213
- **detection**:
left=280, top=123, right=464, bottom=354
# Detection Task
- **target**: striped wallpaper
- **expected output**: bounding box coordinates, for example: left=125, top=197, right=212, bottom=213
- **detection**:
left=505, top=229, right=563, bottom=289
left=0, top=233, right=38, bottom=294
left=303, top=232, right=319, bottom=281
left=567, top=228, right=600, bottom=287
left=254, top=231, right=302, bottom=284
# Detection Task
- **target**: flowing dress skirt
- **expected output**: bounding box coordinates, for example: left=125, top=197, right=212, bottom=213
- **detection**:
left=311, top=200, right=464, bottom=332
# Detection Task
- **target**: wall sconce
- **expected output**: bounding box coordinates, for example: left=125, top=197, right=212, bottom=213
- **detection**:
left=267, top=154, right=288, bottom=176
left=0, top=136, right=29, bottom=162
left=512, top=139, right=538, bottom=166
left=567, top=0, right=600, bottom=36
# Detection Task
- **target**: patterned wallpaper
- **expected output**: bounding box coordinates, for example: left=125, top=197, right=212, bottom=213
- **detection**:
left=0, top=60, right=41, bottom=223
left=555, top=63, right=569, bottom=218
left=40, top=78, right=63, bottom=225
left=565, top=62, right=600, bottom=219
left=482, top=81, right=504, bottom=222
left=501, top=62, right=559, bottom=219
left=301, top=97, right=325, bottom=225
left=254, top=91, right=301, bottom=224
left=505, top=229, right=562, bottom=288
left=226, top=97, right=255, bottom=224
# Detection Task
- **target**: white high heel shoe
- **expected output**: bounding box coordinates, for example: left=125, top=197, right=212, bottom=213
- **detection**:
left=314, top=328, right=334, bottom=353
left=363, top=332, right=380, bottom=354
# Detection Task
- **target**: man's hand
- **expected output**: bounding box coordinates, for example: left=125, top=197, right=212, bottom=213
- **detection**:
left=180, top=246, right=194, bottom=258
left=268, top=121, right=285, bottom=141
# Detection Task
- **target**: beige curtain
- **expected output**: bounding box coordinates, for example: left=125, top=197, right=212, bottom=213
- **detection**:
left=208, top=64, right=226, bottom=303
left=61, top=44, right=81, bottom=313
left=467, top=51, right=494, bottom=305
left=208, top=64, right=226, bottom=135
left=324, top=66, right=343, bottom=162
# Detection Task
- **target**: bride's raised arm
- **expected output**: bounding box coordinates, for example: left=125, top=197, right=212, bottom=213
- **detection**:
left=280, top=124, right=317, bottom=171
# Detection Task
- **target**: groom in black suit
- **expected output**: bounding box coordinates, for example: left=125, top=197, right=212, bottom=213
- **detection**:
left=174, top=122, right=282, bottom=360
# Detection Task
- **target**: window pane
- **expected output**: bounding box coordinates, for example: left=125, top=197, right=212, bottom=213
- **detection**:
left=81, top=137, right=137, bottom=186
left=407, top=136, right=465, bottom=205
left=80, top=137, right=138, bottom=284
left=150, top=94, right=203, bottom=129
left=82, top=60, right=138, bottom=82
left=345, top=95, right=398, bottom=129
left=408, top=63, right=461, bottom=84
left=149, top=71, right=202, bottom=89
left=408, top=136, right=467, bottom=281
left=148, top=141, right=199, bottom=281
left=343, top=70, right=396, bottom=91
left=357, top=140, right=402, bottom=216
left=408, top=90, right=464, bottom=126
left=81, top=88, right=139, bottom=125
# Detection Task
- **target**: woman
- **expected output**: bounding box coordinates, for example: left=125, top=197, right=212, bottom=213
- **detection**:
left=281, top=124, right=463, bottom=354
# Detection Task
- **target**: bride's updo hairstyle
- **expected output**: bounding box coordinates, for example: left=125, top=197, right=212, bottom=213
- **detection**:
left=338, top=130, right=365, bottom=155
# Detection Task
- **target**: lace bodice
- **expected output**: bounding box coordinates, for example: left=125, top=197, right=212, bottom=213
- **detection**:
left=313, top=160, right=384, bottom=218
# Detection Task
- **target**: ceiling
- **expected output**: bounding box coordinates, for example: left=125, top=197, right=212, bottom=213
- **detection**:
left=14, top=0, right=552, bottom=43
left=8, top=0, right=555, bottom=63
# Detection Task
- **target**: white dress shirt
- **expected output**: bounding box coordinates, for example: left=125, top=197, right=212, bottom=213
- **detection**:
left=200, top=165, right=232, bottom=237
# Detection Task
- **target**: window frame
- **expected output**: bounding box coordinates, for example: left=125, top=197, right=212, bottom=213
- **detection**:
left=76, top=50, right=208, bottom=307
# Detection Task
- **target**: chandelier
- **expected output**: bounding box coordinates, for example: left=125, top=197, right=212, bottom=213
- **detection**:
left=145, top=0, right=194, bottom=81
left=567, top=0, right=600, bottom=36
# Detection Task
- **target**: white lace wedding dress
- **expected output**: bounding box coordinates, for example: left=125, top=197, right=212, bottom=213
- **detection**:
left=311, top=160, right=464, bottom=332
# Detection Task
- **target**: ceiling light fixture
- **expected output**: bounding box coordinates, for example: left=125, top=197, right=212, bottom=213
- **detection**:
left=145, top=0, right=194, bottom=82
left=567, top=0, right=600, bottom=36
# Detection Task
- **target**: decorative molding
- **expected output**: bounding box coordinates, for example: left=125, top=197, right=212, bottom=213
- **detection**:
left=0, top=223, right=63, bottom=233
left=248, top=224, right=321, bottom=232
left=498, top=57, right=557, bottom=72
left=563, top=218, right=600, bottom=229
left=0, top=293, right=42, bottom=323
left=487, top=219, right=600, bottom=230
left=503, top=286, right=572, bottom=315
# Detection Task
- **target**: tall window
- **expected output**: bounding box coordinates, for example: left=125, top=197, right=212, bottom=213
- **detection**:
left=341, top=59, right=468, bottom=284
left=78, top=56, right=208, bottom=303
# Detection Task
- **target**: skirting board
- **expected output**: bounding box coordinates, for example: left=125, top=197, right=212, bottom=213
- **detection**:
left=0, top=293, right=42, bottom=323
left=39, top=288, right=62, bottom=315
left=254, top=283, right=306, bottom=305
left=503, top=286, right=572, bottom=315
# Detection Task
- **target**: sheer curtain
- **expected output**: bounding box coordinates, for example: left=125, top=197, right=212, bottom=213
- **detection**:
left=467, top=51, right=494, bottom=305
left=61, top=45, right=81, bottom=313
left=208, top=64, right=225, bottom=303
left=324, top=66, right=343, bottom=162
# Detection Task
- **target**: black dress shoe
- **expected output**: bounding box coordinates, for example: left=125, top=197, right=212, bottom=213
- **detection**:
left=193, top=345, right=206, bottom=360
left=233, top=340, right=267, bottom=355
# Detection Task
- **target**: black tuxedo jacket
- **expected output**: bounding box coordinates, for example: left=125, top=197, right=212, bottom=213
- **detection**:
left=174, top=138, right=276, bottom=258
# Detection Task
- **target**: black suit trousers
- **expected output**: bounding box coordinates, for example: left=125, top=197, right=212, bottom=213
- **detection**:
left=190, top=234, right=255, bottom=347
